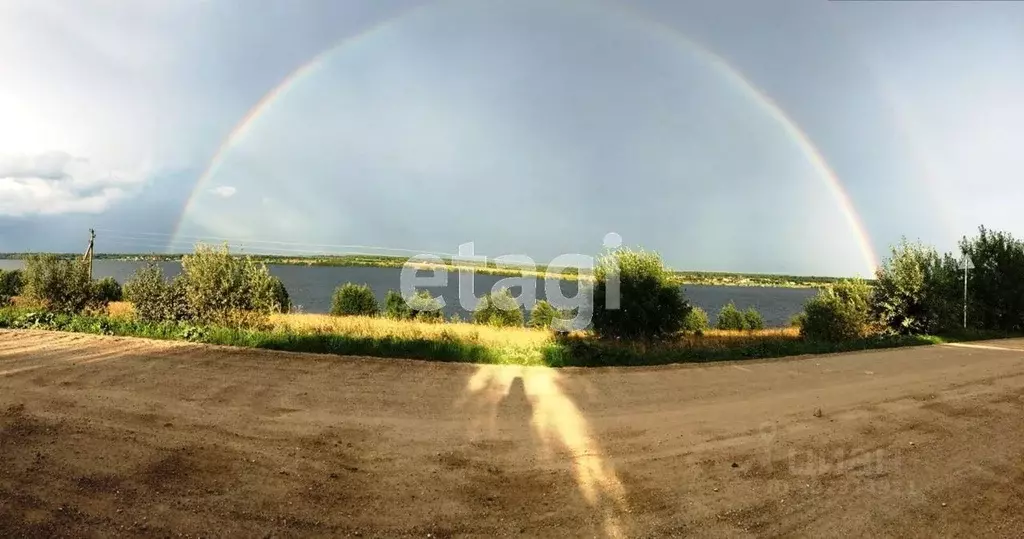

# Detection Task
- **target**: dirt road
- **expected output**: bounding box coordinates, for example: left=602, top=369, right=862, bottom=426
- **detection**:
left=2, top=329, right=1024, bottom=537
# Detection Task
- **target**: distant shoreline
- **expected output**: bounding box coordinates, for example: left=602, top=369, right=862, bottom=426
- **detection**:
left=0, top=253, right=863, bottom=288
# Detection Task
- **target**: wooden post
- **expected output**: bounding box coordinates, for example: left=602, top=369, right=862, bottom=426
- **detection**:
left=84, top=229, right=95, bottom=280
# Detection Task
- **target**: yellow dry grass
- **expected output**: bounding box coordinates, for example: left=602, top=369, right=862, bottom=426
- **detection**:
left=269, top=312, right=554, bottom=347
left=106, top=301, right=136, bottom=320
left=701, top=327, right=800, bottom=339
left=270, top=314, right=800, bottom=354
left=100, top=302, right=799, bottom=354
left=669, top=327, right=801, bottom=351
left=8, top=296, right=44, bottom=309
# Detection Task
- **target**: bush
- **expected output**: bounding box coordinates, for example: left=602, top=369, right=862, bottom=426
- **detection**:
left=529, top=300, right=558, bottom=328
left=591, top=248, right=691, bottom=340
left=682, top=306, right=709, bottom=332
left=331, top=283, right=379, bottom=316
left=744, top=307, right=765, bottom=330
left=408, top=290, right=445, bottom=322
left=179, top=244, right=277, bottom=324
left=0, top=269, right=23, bottom=297
left=123, top=264, right=163, bottom=320
left=123, top=264, right=192, bottom=322
left=383, top=290, right=412, bottom=319
left=269, top=276, right=291, bottom=313
left=473, top=289, right=524, bottom=327
left=22, top=254, right=93, bottom=313
left=716, top=302, right=747, bottom=330
left=382, top=289, right=444, bottom=321
left=872, top=239, right=959, bottom=335
left=801, top=279, right=872, bottom=342
left=91, top=277, right=123, bottom=305
left=789, top=312, right=807, bottom=328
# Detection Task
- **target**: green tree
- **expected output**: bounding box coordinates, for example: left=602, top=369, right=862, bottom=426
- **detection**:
left=872, top=239, right=959, bottom=334
left=91, top=277, right=123, bottom=305
left=383, top=289, right=444, bottom=321
left=408, top=290, right=445, bottom=322
left=591, top=248, right=691, bottom=340
left=473, top=289, right=524, bottom=327
left=959, top=227, right=1024, bottom=332
left=0, top=269, right=23, bottom=297
left=331, top=283, right=379, bottom=316
left=179, top=244, right=277, bottom=324
left=743, top=307, right=765, bottom=330
left=22, top=254, right=93, bottom=313
left=801, top=279, right=872, bottom=342
left=123, top=264, right=193, bottom=322
left=528, top=300, right=559, bottom=328
left=682, top=306, right=710, bottom=332
left=716, top=302, right=746, bottom=330
left=383, top=290, right=412, bottom=320
left=269, top=276, right=291, bottom=313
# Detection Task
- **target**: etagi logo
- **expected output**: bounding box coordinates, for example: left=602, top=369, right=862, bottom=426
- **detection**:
left=398, top=233, right=624, bottom=329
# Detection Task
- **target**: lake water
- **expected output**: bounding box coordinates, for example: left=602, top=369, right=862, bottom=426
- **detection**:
left=0, top=260, right=817, bottom=327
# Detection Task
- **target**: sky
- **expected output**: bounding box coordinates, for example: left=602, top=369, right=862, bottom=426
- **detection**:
left=1, top=0, right=1022, bottom=277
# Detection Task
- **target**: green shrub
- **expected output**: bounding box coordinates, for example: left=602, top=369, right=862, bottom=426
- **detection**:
left=801, top=279, right=872, bottom=342
left=473, top=289, right=524, bottom=327
left=331, top=283, right=379, bottom=316
left=591, top=248, right=691, bottom=340
left=0, top=269, right=23, bottom=297
left=743, top=307, right=765, bottom=330
left=528, top=300, right=576, bottom=330
left=408, top=290, right=445, bottom=322
left=716, top=302, right=747, bottom=330
left=91, top=277, right=123, bottom=304
left=382, top=289, right=444, bottom=321
left=22, top=254, right=93, bottom=313
left=179, top=243, right=277, bottom=324
left=529, top=300, right=558, bottom=328
left=682, top=306, right=709, bottom=332
left=164, top=277, right=194, bottom=322
left=123, top=264, right=192, bottom=322
left=269, top=276, right=291, bottom=313
left=383, top=290, right=412, bottom=319
left=789, top=312, right=807, bottom=328
left=872, top=238, right=959, bottom=335
left=124, top=265, right=158, bottom=320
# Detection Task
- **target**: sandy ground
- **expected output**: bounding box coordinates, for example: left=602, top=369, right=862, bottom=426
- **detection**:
left=2, top=330, right=1024, bottom=538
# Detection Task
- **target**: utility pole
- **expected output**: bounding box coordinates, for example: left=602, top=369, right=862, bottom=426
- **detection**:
left=84, top=229, right=96, bottom=280
left=960, top=253, right=974, bottom=329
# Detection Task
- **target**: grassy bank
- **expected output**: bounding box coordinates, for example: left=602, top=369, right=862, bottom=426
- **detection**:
left=0, top=303, right=994, bottom=368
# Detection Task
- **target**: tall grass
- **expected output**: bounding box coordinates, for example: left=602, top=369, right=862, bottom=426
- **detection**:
left=5, top=302, right=966, bottom=368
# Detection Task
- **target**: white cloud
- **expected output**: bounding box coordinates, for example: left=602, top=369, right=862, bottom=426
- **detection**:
left=0, top=151, right=145, bottom=216
left=209, top=185, right=237, bottom=198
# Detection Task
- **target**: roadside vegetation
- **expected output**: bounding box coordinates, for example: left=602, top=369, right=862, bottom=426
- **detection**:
left=2, top=227, right=1020, bottom=367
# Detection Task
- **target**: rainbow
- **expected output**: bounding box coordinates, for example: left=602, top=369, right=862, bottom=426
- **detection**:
left=174, top=0, right=880, bottom=275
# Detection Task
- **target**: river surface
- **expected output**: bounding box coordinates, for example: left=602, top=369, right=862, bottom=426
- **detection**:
left=0, top=260, right=817, bottom=327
